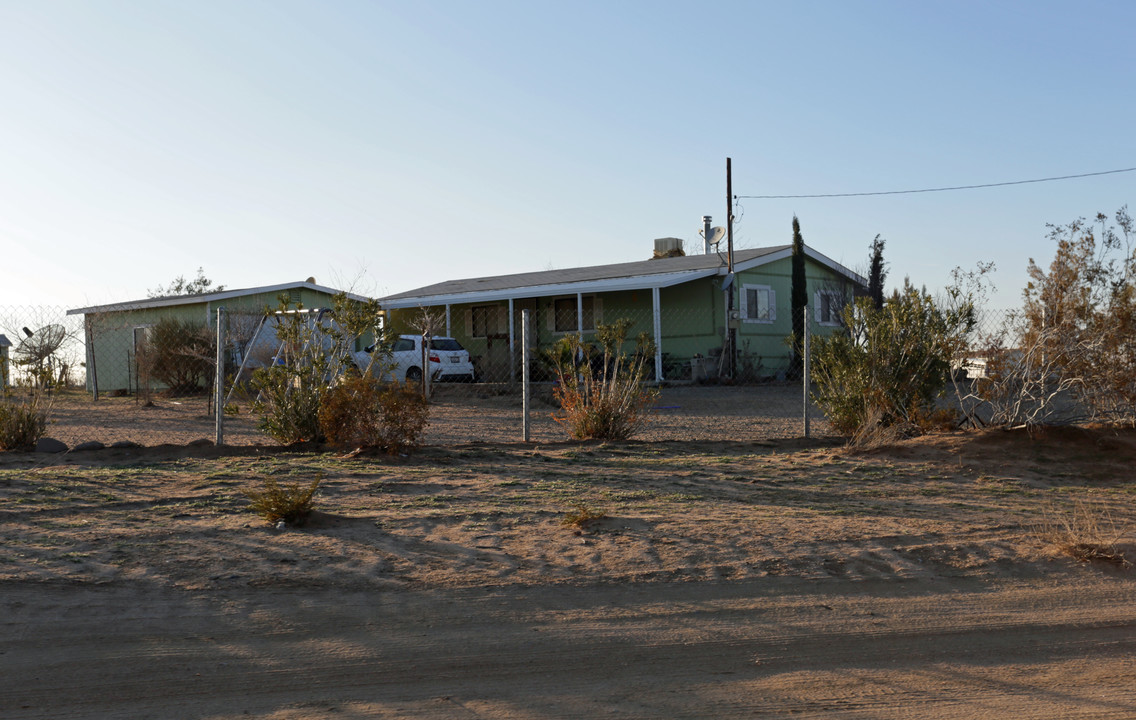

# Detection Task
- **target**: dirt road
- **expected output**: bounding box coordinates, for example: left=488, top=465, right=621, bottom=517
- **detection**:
left=6, top=573, right=1134, bottom=719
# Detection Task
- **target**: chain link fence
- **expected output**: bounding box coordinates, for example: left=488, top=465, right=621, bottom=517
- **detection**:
left=6, top=300, right=1125, bottom=451
left=2, top=304, right=828, bottom=450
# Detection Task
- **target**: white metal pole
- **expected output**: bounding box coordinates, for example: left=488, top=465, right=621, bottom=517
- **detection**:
left=652, top=286, right=663, bottom=382
left=522, top=309, right=531, bottom=442
left=803, top=305, right=810, bottom=438
left=214, top=307, right=226, bottom=446
left=421, top=331, right=431, bottom=398
left=508, top=298, right=515, bottom=381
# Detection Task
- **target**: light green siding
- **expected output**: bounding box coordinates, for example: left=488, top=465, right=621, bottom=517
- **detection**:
left=385, top=254, right=858, bottom=383
left=84, top=289, right=347, bottom=394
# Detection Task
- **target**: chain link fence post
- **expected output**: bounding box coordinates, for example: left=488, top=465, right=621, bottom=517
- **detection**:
left=522, top=308, right=531, bottom=442
left=214, top=307, right=225, bottom=446
left=803, top=305, right=810, bottom=438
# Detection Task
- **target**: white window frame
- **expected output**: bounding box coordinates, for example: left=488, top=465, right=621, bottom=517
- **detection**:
left=814, top=289, right=845, bottom=326
left=740, top=284, right=776, bottom=324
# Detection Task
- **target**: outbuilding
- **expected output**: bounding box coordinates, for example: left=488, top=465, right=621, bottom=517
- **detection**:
left=67, top=281, right=370, bottom=395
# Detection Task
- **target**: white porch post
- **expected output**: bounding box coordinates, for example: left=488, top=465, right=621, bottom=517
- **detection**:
left=508, top=297, right=515, bottom=380
left=652, top=286, right=663, bottom=381
left=576, top=293, right=583, bottom=335
left=445, top=304, right=451, bottom=337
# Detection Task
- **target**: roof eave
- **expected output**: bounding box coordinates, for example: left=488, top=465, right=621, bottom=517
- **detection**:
left=381, top=268, right=717, bottom=309
left=66, top=282, right=371, bottom=316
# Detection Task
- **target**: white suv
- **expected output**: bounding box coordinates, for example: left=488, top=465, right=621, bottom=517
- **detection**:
left=357, top=335, right=476, bottom=383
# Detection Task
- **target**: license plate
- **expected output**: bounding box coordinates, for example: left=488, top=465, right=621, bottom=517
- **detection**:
left=450, top=357, right=459, bottom=363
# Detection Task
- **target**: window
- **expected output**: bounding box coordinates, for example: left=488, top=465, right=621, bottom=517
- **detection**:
left=429, top=338, right=463, bottom=351
left=741, top=285, right=775, bottom=323
left=391, top=337, right=415, bottom=352
left=132, top=326, right=152, bottom=359
left=814, top=290, right=844, bottom=326
left=553, top=296, right=595, bottom=333
left=471, top=305, right=507, bottom=338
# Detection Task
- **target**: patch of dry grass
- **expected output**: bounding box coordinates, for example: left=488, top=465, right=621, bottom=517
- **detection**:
left=1035, top=500, right=1132, bottom=568
left=561, top=504, right=607, bottom=529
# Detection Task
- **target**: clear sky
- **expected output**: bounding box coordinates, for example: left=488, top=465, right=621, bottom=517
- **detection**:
left=2, top=1, right=1134, bottom=312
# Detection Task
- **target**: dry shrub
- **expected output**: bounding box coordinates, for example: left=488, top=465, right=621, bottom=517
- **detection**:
left=561, top=504, right=607, bottom=529
left=140, top=317, right=214, bottom=394
left=319, top=376, right=429, bottom=454
left=0, top=395, right=49, bottom=451
left=1035, top=500, right=1131, bottom=568
left=549, top=319, right=657, bottom=441
left=243, top=474, right=322, bottom=526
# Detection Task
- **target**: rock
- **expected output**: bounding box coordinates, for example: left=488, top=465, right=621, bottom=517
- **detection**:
left=187, top=438, right=214, bottom=447
left=109, top=440, right=142, bottom=449
left=72, top=441, right=105, bottom=452
left=35, top=437, right=68, bottom=453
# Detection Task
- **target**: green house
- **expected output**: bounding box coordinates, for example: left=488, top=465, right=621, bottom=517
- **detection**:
left=66, top=281, right=370, bottom=395
left=380, top=244, right=866, bottom=382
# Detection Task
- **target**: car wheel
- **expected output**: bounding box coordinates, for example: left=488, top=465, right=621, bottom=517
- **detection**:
left=406, top=367, right=422, bottom=382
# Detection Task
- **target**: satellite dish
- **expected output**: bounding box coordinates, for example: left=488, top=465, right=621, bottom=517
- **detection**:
left=705, top=226, right=726, bottom=246
left=15, top=324, right=68, bottom=387
left=16, top=324, right=67, bottom=363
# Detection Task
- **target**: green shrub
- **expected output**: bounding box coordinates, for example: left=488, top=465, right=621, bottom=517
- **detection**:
left=243, top=474, right=321, bottom=526
left=549, top=319, right=658, bottom=441
left=0, top=395, right=48, bottom=451
left=252, top=293, right=390, bottom=445
left=140, top=317, right=215, bottom=394
left=811, top=282, right=973, bottom=441
left=251, top=364, right=325, bottom=444
left=318, top=376, right=429, bottom=454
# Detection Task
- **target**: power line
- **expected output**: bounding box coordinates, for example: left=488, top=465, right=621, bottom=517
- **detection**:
left=735, top=166, right=1136, bottom=200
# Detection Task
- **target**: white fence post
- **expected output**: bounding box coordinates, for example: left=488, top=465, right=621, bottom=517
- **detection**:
left=522, top=309, right=531, bottom=442
left=802, top=305, right=810, bottom=438
left=214, top=307, right=226, bottom=446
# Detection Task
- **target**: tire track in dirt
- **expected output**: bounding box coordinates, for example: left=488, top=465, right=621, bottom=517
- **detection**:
left=4, top=574, right=1134, bottom=719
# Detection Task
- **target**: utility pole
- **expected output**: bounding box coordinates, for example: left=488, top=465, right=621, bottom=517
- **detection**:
left=725, top=158, right=736, bottom=379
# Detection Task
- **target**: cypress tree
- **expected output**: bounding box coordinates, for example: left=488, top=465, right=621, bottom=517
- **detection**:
left=868, top=234, right=888, bottom=310
left=791, top=216, right=807, bottom=377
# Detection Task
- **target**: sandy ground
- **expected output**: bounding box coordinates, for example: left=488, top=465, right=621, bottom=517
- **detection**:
left=2, top=409, right=1134, bottom=717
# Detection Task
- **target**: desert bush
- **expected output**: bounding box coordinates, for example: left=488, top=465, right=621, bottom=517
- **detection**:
left=252, top=364, right=325, bottom=444
left=0, top=395, right=49, bottom=451
left=1034, top=500, right=1131, bottom=568
left=140, top=317, right=215, bottom=394
left=1017, top=208, right=1135, bottom=424
left=811, top=281, right=974, bottom=439
left=548, top=319, right=658, bottom=441
left=243, top=474, right=322, bottom=526
left=252, top=292, right=389, bottom=444
left=561, top=504, right=607, bottom=529
left=949, top=209, right=1136, bottom=429
left=318, top=376, right=429, bottom=453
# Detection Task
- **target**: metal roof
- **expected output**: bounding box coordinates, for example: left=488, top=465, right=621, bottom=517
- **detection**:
left=66, top=282, right=371, bottom=316
left=380, top=245, right=866, bottom=308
